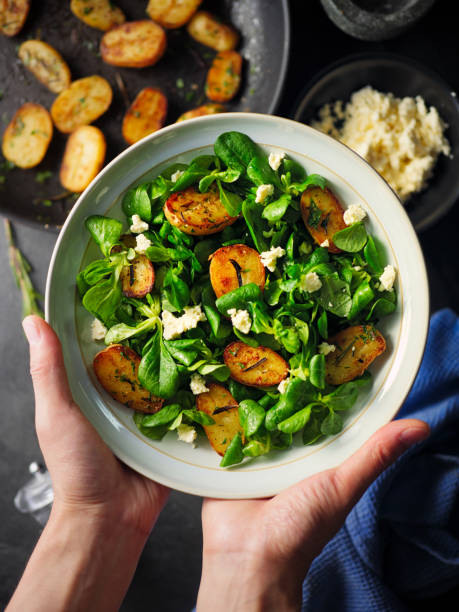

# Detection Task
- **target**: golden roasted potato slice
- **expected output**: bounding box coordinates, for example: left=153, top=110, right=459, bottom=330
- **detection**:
left=122, top=87, right=167, bottom=145
left=209, top=244, right=265, bottom=298
left=300, top=186, right=346, bottom=253
left=120, top=255, right=155, bottom=298
left=205, top=51, right=242, bottom=103
left=94, top=344, right=163, bottom=413
left=59, top=125, right=106, bottom=192
left=223, top=341, right=289, bottom=388
left=187, top=11, right=238, bottom=51
left=51, top=75, right=113, bottom=134
left=100, top=20, right=166, bottom=68
left=196, top=383, right=242, bottom=456
left=70, top=0, right=125, bottom=31
left=18, top=40, right=71, bottom=94
left=176, top=103, right=225, bottom=122
left=164, top=186, right=238, bottom=235
left=325, top=325, right=386, bottom=385
left=2, top=103, right=52, bottom=169
left=0, top=0, right=30, bottom=36
left=146, top=0, right=202, bottom=29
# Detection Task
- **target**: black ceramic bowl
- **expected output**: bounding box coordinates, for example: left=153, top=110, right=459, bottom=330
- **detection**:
left=293, top=53, right=459, bottom=231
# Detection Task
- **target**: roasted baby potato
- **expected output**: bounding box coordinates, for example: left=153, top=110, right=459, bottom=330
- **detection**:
left=196, top=383, right=242, bottom=456
left=51, top=75, right=113, bottom=134
left=59, top=125, right=106, bottom=192
left=120, top=255, right=155, bottom=298
left=209, top=244, right=265, bottom=298
left=187, top=11, right=238, bottom=51
left=18, top=40, right=71, bottom=93
left=300, top=186, right=346, bottom=253
left=94, top=344, right=164, bottom=413
left=146, top=0, right=202, bottom=29
left=0, top=0, right=30, bottom=36
left=100, top=20, right=166, bottom=68
left=164, top=186, right=238, bottom=235
left=2, top=103, right=52, bottom=169
left=122, top=87, right=167, bottom=145
left=325, top=325, right=386, bottom=386
left=70, top=0, right=125, bottom=31
left=176, top=103, right=225, bottom=122
left=205, top=51, right=242, bottom=103
left=223, top=341, right=289, bottom=388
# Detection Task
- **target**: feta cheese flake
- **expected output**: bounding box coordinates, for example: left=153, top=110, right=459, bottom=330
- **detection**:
left=227, top=308, right=252, bottom=334
left=130, top=214, right=149, bottom=234
left=343, top=204, right=366, bottom=225
left=318, top=342, right=336, bottom=356
left=177, top=423, right=197, bottom=445
left=320, top=239, right=330, bottom=248
left=259, top=246, right=285, bottom=272
left=161, top=304, right=206, bottom=340
left=135, top=233, right=152, bottom=254
left=378, top=265, right=396, bottom=292
left=277, top=378, right=289, bottom=394
left=268, top=151, right=286, bottom=171
left=255, top=183, right=274, bottom=203
left=299, top=271, right=322, bottom=293
left=190, top=373, right=209, bottom=395
left=91, top=318, right=107, bottom=341
left=171, top=170, right=185, bottom=183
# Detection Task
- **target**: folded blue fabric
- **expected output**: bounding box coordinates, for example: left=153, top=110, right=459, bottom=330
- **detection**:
left=302, top=308, right=459, bottom=611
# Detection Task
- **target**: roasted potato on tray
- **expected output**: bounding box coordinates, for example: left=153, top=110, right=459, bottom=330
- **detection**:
left=0, top=0, right=30, bottom=36
left=101, top=20, right=166, bottom=68
left=176, top=103, right=225, bottom=122
left=146, top=0, right=202, bottom=29
left=122, top=88, right=167, bottom=145
left=196, top=383, right=242, bottom=456
left=300, top=186, right=346, bottom=253
left=164, top=186, right=238, bottom=235
left=187, top=11, right=239, bottom=51
left=2, top=103, right=52, bottom=168
left=120, top=255, right=155, bottom=298
left=51, top=75, right=113, bottom=134
left=325, top=325, right=386, bottom=385
left=18, top=40, right=71, bottom=94
left=209, top=244, right=265, bottom=298
left=206, top=51, right=242, bottom=103
left=224, top=341, right=289, bottom=387
left=94, top=344, right=164, bottom=413
left=70, top=0, right=125, bottom=31
left=60, top=125, right=106, bottom=192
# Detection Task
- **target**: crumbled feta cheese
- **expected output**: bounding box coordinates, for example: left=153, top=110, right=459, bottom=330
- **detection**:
left=378, top=265, right=396, bottom=292
left=161, top=304, right=206, bottom=340
left=227, top=308, right=252, bottom=334
left=277, top=378, right=289, bottom=394
left=255, top=183, right=274, bottom=203
left=190, top=373, right=209, bottom=395
left=135, top=233, right=152, bottom=254
left=299, top=271, right=322, bottom=293
left=171, top=170, right=185, bottom=183
left=320, top=239, right=330, bottom=248
left=177, top=424, right=197, bottom=445
left=318, top=342, right=336, bottom=356
left=130, top=214, right=149, bottom=234
left=343, top=204, right=367, bottom=226
left=353, top=265, right=362, bottom=271
left=268, top=151, right=285, bottom=171
left=91, top=318, right=107, bottom=341
left=259, top=246, right=285, bottom=272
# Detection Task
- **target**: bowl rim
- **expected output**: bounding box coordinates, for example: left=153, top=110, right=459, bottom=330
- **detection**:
left=45, top=111, right=430, bottom=497
left=292, top=51, right=459, bottom=232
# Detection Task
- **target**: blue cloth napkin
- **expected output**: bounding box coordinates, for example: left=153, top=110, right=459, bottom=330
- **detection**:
left=302, top=308, right=459, bottom=611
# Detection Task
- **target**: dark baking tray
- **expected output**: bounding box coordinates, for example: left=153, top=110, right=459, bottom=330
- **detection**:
left=0, top=0, right=290, bottom=229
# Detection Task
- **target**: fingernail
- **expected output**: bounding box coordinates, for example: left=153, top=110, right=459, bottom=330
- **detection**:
left=22, top=316, right=42, bottom=344
left=398, top=425, right=430, bottom=450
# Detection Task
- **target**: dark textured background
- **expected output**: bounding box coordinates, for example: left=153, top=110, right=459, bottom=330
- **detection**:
left=1, top=1, right=458, bottom=610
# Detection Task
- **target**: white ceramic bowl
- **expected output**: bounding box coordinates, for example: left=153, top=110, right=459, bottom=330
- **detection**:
left=45, top=113, right=429, bottom=499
